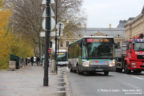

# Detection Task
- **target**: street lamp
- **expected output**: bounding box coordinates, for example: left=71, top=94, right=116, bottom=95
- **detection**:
left=54, top=0, right=65, bottom=74
left=54, top=0, right=58, bottom=74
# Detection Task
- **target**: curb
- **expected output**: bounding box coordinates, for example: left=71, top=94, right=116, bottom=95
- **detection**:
left=56, top=67, right=72, bottom=96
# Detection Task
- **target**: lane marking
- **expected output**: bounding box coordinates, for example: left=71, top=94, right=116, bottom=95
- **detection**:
left=131, top=76, right=144, bottom=80
left=122, top=82, right=139, bottom=89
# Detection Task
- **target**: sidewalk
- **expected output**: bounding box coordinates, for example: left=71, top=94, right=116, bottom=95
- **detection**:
left=0, top=64, right=58, bottom=96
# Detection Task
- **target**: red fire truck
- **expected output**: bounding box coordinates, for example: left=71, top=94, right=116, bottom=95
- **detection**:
left=115, top=34, right=144, bottom=74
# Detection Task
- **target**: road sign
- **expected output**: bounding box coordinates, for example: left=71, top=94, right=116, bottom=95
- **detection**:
left=56, top=22, right=65, bottom=36
left=40, top=32, right=45, bottom=37
left=42, top=8, right=55, bottom=17
left=42, top=18, right=55, bottom=31
left=42, top=0, right=55, bottom=5
left=48, top=48, right=52, bottom=53
left=56, top=30, right=63, bottom=36
left=56, top=22, right=64, bottom=29
left=40, top=31, right=56, bottom=37
left=42, top=18, right=46, bottom=30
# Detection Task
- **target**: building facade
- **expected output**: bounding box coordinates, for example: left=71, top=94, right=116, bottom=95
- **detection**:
left=125, top=7, right=144, bottom=40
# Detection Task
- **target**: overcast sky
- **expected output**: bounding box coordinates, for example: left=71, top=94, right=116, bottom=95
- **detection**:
left=82, top=0, right=144, bottom=28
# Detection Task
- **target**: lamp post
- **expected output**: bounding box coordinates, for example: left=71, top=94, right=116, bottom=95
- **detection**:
left=43, top=0, right=51, bottom=86
left=54, top=0, right=58, bottom=74
left=57, top=24, right=62, bottom=54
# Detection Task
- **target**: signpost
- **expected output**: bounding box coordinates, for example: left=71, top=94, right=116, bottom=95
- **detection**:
left=40, top=31, right=57, bottom=37
left=42, top=17, right=55, bottom=31
left=42, top=0, right=55, bottom=87
left=56, top=22, right=64, bottom=36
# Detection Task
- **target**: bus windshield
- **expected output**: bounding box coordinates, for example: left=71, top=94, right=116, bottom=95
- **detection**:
left=83, top=38, right=114, bottom=59
left=133, top=43, right=144, bottom=51
left=57, top=52, right=68, bottom=61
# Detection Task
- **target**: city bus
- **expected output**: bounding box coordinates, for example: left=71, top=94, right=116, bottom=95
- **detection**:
left=57, top=49, right=68, bottom=66
left=68, top=36, right=116, bottom=75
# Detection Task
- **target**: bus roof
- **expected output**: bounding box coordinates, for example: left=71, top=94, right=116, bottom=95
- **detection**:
left=69, top=36, right=114, bottom=46
left=83, top=36, right=114, bottom=38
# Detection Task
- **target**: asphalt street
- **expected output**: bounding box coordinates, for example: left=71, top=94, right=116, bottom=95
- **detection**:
left=65, top=67, right=144, bottom=96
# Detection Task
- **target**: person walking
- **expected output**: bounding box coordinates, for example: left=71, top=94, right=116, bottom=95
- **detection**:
left=25, top=58, right=28, bottom=66
left=31, top=57, right=34, bottom=66
left=36, top=57, right=40, bottom=66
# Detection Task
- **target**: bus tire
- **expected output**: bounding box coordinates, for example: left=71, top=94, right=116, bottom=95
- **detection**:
left=104, top=71, right=109, bottom=76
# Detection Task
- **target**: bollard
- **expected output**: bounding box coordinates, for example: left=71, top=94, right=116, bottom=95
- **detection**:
left=58, top=77, right=64, bottom=82
left=58, top=75, right=64, bottom=78
left=62, top=71, right=65, bottom=74
left=58, top=82, right=66, bottom=86
left=57, top=86, right=66, bottom=91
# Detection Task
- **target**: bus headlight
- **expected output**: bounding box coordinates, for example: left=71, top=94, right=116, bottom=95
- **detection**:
left=109, top=60, right=115, bottom=67
left=82, top=61, right=89, bottom=67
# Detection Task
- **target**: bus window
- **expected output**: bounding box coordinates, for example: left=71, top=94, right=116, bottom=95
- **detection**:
left=84, top=38, right=114, bottom=59
left=57, top=52, right=68, bottom=61
left=82, top=45, right=88, bottom=59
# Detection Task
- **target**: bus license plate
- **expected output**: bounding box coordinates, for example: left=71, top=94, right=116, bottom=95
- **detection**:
left=96, top=69, right=103, bottom=71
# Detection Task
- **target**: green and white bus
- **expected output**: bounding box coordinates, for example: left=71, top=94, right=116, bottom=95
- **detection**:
left=57, top=49, right=68, bottom=66
left=68, top=36, right=116, bottom=75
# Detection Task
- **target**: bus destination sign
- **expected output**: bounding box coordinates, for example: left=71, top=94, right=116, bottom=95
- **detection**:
left=86, top=38, right=110, bottom=43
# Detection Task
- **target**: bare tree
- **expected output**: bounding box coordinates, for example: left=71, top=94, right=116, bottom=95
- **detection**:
left=54, top=0, right=86, bottom=37
left=9, top=0, right=42, bottom=55
left=9, top=0, right=85, bottom=55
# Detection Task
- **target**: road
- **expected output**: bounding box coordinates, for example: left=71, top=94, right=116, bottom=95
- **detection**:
left=65, top=68, right=144, bottom=96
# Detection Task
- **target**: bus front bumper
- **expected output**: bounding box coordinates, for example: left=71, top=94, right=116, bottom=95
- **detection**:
left=80, top=65, right=116, bottom=72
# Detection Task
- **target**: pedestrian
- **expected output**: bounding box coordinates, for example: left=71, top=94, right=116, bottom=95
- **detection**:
left=25, top=58, right=28, bottom=66
left=41, top=55, right=45, bottom=67
left=36, top=57, right=40, bottom=66
left=31, top=57, right=34, bottom=66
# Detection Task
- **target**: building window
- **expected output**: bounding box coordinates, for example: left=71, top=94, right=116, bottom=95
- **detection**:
left=117, top=34, right=120, bottom=38
left=66, top=41, right=69, bottom=47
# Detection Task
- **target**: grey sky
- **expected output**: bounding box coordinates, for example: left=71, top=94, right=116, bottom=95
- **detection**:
left=82, top=0, right=144, bottom=28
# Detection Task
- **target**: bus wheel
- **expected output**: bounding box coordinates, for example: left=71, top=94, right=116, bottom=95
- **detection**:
left=104, top=71, right=109, bottom=76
